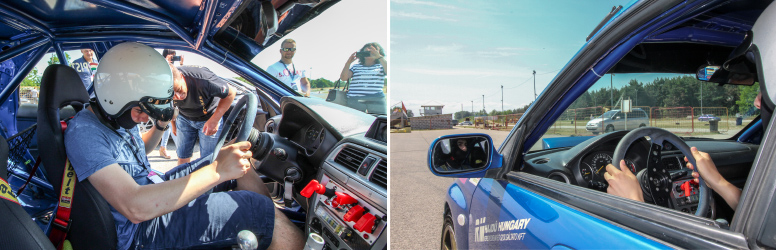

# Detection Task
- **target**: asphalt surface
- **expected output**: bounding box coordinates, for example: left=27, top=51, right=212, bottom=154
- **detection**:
left=390, top=127, right=510, bottom=250
left=147, top=140, right=199, bottom=173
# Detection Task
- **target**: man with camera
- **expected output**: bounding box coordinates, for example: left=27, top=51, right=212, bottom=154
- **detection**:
left=266, top=39, right=311, bottom=97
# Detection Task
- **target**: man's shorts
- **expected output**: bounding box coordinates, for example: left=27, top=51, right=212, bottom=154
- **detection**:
left=131, top=157, right=275, bottom=249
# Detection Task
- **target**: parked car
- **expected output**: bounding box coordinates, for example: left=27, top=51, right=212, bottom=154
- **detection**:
left=586, top=108, right=649, bottom=134
left=0, top=1, right=387, bottom=249
left=429, top=1, right=772, bottom=249
left=698, top=114, right=722, bottom=122
left=459, top=121, right=473, bottom=126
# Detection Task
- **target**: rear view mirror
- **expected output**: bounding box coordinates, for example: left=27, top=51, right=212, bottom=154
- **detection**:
left=697, top=65, right=720, bottom=81
left=430, top=135, right=490, bottom=173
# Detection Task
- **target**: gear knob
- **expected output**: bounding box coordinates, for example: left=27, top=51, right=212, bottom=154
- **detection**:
left=237, top=230, right=258, bottom=250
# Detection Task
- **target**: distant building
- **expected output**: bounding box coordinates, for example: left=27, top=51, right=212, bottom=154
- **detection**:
left=421, top=103, right=444, bottom=116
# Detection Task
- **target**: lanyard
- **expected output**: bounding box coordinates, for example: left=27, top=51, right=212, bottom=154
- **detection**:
left=280, top=61, right=297, bottom=81
left=111, top=128, right=153, bottom=173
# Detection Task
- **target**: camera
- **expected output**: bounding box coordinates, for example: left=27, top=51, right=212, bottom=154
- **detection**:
left=171, top=55, right=182, bottom=62
left=356, top=51, right=371, bottom=57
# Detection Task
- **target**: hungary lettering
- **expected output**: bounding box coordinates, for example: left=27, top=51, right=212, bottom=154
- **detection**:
left=473, top=217, right=531, bottom=242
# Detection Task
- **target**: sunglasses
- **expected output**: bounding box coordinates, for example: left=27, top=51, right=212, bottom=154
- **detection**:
left=281, top=48, right=296, bottom=52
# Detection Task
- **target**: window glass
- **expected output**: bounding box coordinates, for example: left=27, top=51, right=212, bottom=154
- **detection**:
left=534, top=73, right=759, bottom=151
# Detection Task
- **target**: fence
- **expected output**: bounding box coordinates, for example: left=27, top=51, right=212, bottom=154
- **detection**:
left=465, top=105, right=737, bottom=136
left=410, top=114, right=453, bottom=130
left=19, top=86, right=40, bottom=104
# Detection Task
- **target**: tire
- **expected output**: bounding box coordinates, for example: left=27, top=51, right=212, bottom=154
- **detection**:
left=441, top=213, right=457, bottom=250
left=605, top=125, right=615, bottom=133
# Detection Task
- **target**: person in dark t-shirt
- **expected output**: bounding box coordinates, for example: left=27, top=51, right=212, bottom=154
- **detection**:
left=171, top=65, right=236, bottom=165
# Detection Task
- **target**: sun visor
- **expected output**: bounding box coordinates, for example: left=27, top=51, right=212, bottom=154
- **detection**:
left=213, top=0, right=338, bottom=61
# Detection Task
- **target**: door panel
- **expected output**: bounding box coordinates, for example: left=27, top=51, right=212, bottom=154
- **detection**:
left=467, top=178, right=670, bottom=249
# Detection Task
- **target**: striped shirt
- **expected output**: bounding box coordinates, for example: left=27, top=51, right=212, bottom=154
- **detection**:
left=347, top=63, right=385, bottom=97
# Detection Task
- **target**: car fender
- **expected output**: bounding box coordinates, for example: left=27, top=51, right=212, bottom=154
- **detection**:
left=445, top=177, right=480, bottom=248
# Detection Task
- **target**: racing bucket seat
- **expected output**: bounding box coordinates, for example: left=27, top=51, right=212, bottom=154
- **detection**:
left=37, top=64, right=116, bottom=248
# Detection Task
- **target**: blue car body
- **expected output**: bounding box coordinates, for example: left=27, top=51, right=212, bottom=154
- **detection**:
left=430, top=0, right=776, bottom=249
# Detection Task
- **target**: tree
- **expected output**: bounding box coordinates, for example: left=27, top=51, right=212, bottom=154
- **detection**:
left=736, top=82, right=760, bottom=116
left=406, top=109, right=414, bottom=117
left=47, top=53, right=72, bottom=66
left=21, top=68, right=41, bottom=87
left=235, top=77, right=250, bottom=84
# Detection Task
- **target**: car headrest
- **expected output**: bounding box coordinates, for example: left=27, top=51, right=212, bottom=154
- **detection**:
left=37, top=64, right=89, bottom=193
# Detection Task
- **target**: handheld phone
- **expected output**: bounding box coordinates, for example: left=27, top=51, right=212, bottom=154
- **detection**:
left=356, top=51, right=371, bottom=57
left=171, top=55, right=182, bottom=62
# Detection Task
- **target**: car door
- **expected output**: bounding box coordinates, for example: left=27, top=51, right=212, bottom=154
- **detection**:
left=466, top=178, right=671, bottom=249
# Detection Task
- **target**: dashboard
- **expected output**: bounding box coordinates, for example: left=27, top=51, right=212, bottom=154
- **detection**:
left=265, top=97, right=387, bottom=250
left=522, top=131, right=759, bottom=195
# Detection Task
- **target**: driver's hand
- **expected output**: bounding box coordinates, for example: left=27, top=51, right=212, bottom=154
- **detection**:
left=213, top=141, right=253, bottom=182
left=685, top=147, right=723, bottom=190
left=203, top=119, right=219, bottom=136
left=605, top=160, right=644, bottom=202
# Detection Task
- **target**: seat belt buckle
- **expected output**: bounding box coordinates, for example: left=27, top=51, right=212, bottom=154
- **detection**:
left=52, top=217, right=71, bottom=232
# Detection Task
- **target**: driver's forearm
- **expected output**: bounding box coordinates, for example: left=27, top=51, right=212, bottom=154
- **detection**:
left=714, top=180, right=741, bottom=210
left=209, top=87, right=236, bottom=123
left=141, top=120, right=169, bottom=154
left=125, top=164, right=221, bottom=223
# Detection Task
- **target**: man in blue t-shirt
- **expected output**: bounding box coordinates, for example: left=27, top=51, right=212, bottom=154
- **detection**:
left=64, top=42, right=303, bottom=250
left=71, top=49, right=99, bottom=98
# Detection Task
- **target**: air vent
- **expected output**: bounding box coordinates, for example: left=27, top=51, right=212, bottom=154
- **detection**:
left=532, top=158, right=550, bottom=164
left=334, top=147, right=368, bottom=173
left=370, top=159, right=387, bottom=189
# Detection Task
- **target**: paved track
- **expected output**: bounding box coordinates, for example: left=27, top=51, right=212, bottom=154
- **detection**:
left=390, top=127, right=510, bottom=250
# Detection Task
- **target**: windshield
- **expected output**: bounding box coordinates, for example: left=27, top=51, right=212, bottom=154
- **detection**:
left=250, top=0, right=388, bottom=115
left=537, top=73, right=760, bottom=149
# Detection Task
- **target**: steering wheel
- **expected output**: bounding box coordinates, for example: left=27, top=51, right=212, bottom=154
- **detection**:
left=612, top=127, right=709, bottom=217
left=210, top=93, right=258, bottom=162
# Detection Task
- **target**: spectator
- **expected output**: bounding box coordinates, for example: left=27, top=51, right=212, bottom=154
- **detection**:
left=71, top=48, right=99, bottom=98
left=266, top=39, right=311, bottom=97
left=172, top=64, right=236, bottom=165
left=340, top=42, right=387, bottom=113
left=157, top=49, right=183, bottom=159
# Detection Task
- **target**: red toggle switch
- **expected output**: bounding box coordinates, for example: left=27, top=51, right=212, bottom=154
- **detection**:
left=331, top=192, right=357, bottom=207
left=300, top=180, right=326, bottom=198
left=344, top=205, right=365, bottom=223
left=680, top=181, right=692, bottom=197
left=354, top=213, right=376, bottom=233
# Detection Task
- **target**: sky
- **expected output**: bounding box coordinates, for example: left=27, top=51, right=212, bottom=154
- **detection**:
left=33, top=0, right=388, bottom=85
left=390, top=0, right=632, bottom=115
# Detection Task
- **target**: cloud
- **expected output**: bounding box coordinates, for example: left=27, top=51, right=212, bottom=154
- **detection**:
left=396, top=67, right=525, bottom=78
left=476, top=51, right=519, bottom=58
left=426, top=43, right=463, bottom=53
left=391, top=0, right=457, bottom=9
left=391, top=11, right=457, bottom=22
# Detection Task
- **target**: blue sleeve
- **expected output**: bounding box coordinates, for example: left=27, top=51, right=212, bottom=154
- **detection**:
left=64, top=121, right=117, bottom=182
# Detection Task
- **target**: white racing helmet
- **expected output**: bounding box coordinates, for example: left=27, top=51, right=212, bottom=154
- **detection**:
left=93, top=42, right=174, bottom=121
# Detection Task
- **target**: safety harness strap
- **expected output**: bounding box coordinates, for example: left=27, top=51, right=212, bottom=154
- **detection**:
left=49, top=121, right=75, bottom=250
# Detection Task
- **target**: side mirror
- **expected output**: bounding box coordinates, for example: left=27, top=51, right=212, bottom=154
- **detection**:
left=428, top=134, right=500, bottom=177
left=696, top=65, right=720, bottom=81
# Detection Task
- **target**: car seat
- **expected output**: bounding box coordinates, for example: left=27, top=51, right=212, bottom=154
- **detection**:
left=37, top=64, right=116, bottom=248
left=0, top=135, right=55, bottom=250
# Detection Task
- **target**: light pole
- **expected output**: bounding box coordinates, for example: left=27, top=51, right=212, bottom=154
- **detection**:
left=501, top=85, right=504, bottom=113
left=533, top=70, right=537, bottom=101
left=482, top=95, right=485, bottom=115
left=471, top=100, right=473, bottom=114
left=610, top=73, right=614, bottom=109
left=700, top=82, right=703, bottom=115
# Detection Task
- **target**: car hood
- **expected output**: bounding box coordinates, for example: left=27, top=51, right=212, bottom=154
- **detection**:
left=0, top=0, right=337, bottom=60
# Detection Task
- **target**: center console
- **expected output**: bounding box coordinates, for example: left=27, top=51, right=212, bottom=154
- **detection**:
left=305, top=143, right=387, bottom=250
